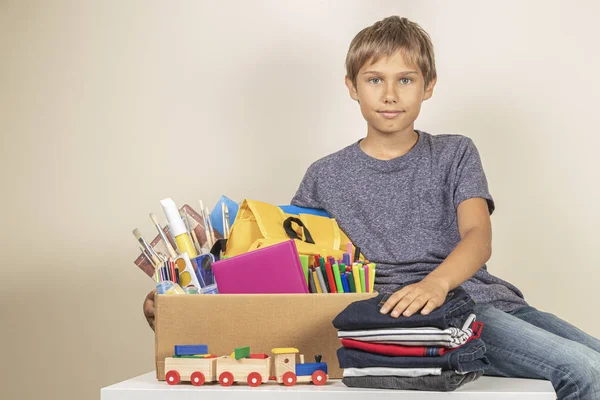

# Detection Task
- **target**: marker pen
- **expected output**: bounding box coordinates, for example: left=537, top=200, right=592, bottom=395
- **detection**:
left=354, top=246, right=361, bottom=262
left=352, top=263, right=362, bottom=293
left=328, top=256, right=336, bottom=267
left=312, top=270, right=322, bottom=293
left=343, top=253, right=351, bottom=266
left=308, top=268, right=317, bottom=293
left=368, top=263, right=376, bottom=293
left=341, top=272, right=350, bottom=293
left=359, top=266, right=366, bottom=293
left=160, top=198, right=198, bottom=259
left=325, top=262, right=337, bottom=294
left=333, top=263, right=344, bottom=293
left=346, top=271, right=356, bottom=293
left=316, top=267, right=328, bottom=294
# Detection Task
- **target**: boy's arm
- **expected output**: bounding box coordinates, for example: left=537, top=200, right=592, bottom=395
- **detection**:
left=380, top=197, right=492, bottom=318
left=143, top=289, right=157, bottom=331
left=423, top=197, right=492, bottom=292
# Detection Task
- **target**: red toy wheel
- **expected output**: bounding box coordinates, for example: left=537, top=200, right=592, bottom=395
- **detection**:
left=165, top=370, right=180, bottom=385
left=247, top=372, right=262, bottom=387
left=190, top=371, right=205, bottom=386
left=219, top=371, right=234, bottom=386
left=311, top=370, right=327, bottom=385
left=282, top=371, right=297, bottom=386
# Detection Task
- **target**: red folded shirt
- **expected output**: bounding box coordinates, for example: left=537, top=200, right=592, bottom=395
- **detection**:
left=341, top=321, right=483, bottom=357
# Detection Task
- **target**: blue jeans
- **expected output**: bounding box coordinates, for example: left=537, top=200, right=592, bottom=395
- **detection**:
left=332, top=286, right=475, bottom=330
left=476, top=303, right=600, bottom=400
left=337, top=338, right=490, bottom=373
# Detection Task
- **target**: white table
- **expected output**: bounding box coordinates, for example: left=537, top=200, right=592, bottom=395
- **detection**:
left=101, top=371, right=556, bottom=399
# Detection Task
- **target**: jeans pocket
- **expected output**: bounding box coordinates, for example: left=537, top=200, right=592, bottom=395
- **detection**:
left=457, top=343, right=486, bottom=363
left=447, top=298, right=475, bottom=317
left=446, top=299, right=471, bottom=316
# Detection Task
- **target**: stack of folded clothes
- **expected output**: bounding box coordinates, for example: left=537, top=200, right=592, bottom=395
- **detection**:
left=332, top=286, right=490, bottom=392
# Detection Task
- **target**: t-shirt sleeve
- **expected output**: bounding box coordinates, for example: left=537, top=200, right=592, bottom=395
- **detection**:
left=290, top=163, right=322, bottom=208
left=453, top=137, right=495, bottom=215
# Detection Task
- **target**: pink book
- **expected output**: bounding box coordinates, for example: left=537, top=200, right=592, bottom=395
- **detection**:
left=212, top=240, right=309, bottom=294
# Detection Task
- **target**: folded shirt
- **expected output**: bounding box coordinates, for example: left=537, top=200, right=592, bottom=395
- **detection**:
left=340, top=321, right=482, bottom=356
left=343, top=367, right=442, bottom=377
left=342, top=370, right=484, bottom=392
left=337, top=338, right=490, bottom=373
left=332, top=286, right=475, bottom=331
left=338, top=314, right=476, bottom=348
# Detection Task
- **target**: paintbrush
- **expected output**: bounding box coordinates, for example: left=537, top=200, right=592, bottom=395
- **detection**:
left=133, top=228, right=161, bottom=266
left=181, top=209, right=202, bottom=255
left=205, top=206, right=216, bottom=245
left=198, top=200, right=213, bottom=249
left=223, top=203, right=231, bottom=239
left=138, top=244, right=154, bottom=266
left=150, top=213, right=178, bottom=259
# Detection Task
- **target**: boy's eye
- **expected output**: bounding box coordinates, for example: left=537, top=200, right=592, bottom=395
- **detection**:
left=400, top=78, right=412, bottom=84
left=368, top=77, right=382, bottom=84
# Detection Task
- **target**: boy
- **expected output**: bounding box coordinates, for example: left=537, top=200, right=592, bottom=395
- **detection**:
left=290, top=16, right=600, bottom=398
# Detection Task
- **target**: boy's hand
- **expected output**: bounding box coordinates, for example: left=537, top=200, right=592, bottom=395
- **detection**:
left=380, top=278, right=449, bottom=318
left=143, top=289, right=156, bottom=331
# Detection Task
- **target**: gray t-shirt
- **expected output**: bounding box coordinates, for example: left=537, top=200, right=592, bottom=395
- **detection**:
left=291, top=130, right=528, bottom=312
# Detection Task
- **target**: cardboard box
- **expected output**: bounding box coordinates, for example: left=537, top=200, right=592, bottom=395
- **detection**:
left=155, top=292, right=375, bottom=380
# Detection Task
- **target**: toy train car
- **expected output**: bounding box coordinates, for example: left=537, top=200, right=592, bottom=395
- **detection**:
left=165, top=346, right=328, bottom=387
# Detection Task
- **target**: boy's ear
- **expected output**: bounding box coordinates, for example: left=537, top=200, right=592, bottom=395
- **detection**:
left=345, top=75, right=359, bottom=102
left=423, top=77, right=437, bottom=101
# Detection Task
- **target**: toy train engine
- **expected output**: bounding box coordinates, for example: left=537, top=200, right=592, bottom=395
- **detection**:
left=271, top=347, right=328, bottom=386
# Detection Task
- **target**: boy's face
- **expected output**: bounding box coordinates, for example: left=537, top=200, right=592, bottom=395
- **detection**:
left=345, top=49, right=436, bottom=138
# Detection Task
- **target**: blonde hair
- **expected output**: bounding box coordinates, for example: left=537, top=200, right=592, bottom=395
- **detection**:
left=345, top=16, right=436, bottom=89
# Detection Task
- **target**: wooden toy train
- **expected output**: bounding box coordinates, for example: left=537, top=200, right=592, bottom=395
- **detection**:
left=165, top=345, right=328, bottom=387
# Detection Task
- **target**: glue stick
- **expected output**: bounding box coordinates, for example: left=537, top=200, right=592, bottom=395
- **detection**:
left=160, top=198, right=198, bottom=259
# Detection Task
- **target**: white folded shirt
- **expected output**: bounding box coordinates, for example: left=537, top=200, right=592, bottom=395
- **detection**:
left=338, top=314, right=476, bottom=348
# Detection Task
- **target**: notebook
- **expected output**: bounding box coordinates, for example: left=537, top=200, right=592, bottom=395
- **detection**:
left=212, top=240, right=309, bottom=294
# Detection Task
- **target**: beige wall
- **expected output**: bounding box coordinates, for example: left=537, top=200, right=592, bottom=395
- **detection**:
left=2, top=1, right=599, bottom=398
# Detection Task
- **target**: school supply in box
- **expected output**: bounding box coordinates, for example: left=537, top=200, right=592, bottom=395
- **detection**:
left=279, top=205, right=331, bottom=218
left=224, top=199, right=363, bottom=260
left=191, top=253, right=216, bottom=287
left=133, top=197, right=375, bottom=295
left=212, top=240, right=309, bottom=294
left=133, top=202, right=222, bottom=279
left=301, top=252, right=376, bottom=294
left=133, top=198, right=225, bottom=295
left=156, top=281, right=186, bottom=294
left=209, top=195, right=239, bottom=238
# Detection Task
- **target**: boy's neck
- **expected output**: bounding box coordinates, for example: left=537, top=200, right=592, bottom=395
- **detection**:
left=360, top=126, right=419, bottom=161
